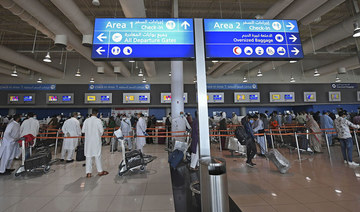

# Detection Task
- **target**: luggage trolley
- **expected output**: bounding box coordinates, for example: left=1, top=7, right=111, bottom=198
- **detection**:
left=14, top=134, right=52, bottom=177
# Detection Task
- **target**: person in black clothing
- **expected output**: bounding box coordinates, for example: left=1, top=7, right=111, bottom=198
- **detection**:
left=241, top=115, right=257, bottom=167
left=146, top=115, right=154, bottom=144
left=219, top=116, right=227, bottom=149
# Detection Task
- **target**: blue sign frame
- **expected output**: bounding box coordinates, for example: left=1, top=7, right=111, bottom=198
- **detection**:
left=204, top=19, right=304, bottom=60
left=91, top=18, right=195, bottom=60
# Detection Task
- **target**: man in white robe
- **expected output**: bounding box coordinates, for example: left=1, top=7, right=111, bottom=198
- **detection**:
left=82, top=109, right=108, bottom=178
left=0, top=114, right=20, bottom=175
left=172, top=111, right=191, bottom=142
left=20, top=112, right=40, bottom=139
left=136, top=113, right=147, bottom=152
left=61, top=112, right=81, bottom=163
left=121, top=115, right=133, bottom=150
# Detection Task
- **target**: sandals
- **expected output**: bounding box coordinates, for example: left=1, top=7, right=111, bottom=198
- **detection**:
left=98, top=171, right=109, bottom=176
left=86, top=173, right=92, bottom=178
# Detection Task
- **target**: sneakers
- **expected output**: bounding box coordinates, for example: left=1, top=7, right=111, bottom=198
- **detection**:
left=307, top=147, right=313, bottom=152
left=348, top=161, right=360, bottom=166
left=246, top=162, right=256, bottom=167
left=344, top=160, right=348, bottom=164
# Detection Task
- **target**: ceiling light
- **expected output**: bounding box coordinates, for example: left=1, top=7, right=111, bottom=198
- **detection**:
left=169, top=72, right=171, bottom=77
left=314, top=69, right=320, bottom=77
left=89, top=77, right=95, bottom=83
left=193, top=77, right=197, bottom=83
left=353, top=22, right=360, bottom=37
left=243, top=76, right=248, bottom=83
left=37, top=77, right=42, bottom=83
left=212, top=60, right=219, bottom=63
left=142, top=77, right=147, bottom=83
left=290, top=76, right=295, bottom=83
left=289, top=60, right=297, bottom=64
left=129, top=60, right=135, bottom=63
left=306, top=177, right=311, bottom=181
left=43, top=52, right=51, bottom=63
left=11, top=69, right=18, bottom=77
left=335, top=75, right=341, bottom=82
left=335, top=189, right=342, bottom=194
left=256, top=69, right=263, bottom=77
left=92, top=0, right=100, bottom=6
left=75, top=68, right=81, bottom=77
left=138, top=69, right=144, bottom=77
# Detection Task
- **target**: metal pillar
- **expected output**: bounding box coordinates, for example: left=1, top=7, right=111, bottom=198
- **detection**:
left=324, top=132, right=331, bottom=157
left=171, top=61, right=184, bottom=120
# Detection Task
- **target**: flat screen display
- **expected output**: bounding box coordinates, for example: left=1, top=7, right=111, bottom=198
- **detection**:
left=87, top=96, right=96, bottom=101
left=101, top=95, right=110, bottom=101
left=213, top=95, right=222, bottom=100
left=237, top=95, right=245, bottom=100
left=164, top=95, right=171, bottom=100
left=272, top=94, right=280, bottom=100
left=331, top=94, right=339, bottom=99
left=284, top=94, right=293, bottom=100
left=23, top=96, right=33, bottom=102
left=139, top=95, right=148, bottom=101
left=307, top=94, right=314, bottom=100
left=249, top=94, right=258, bottom=100
left=62, top=96, right=72, bottom=102
left=126, top=96, right=134, bottom=101
left=49, top=96, right=58, bottom=102
left=9, top=96, right=19, bottom=102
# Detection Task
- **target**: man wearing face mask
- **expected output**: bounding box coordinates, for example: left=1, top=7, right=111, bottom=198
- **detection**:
left=172, top=112, right=191, bottom=142
left=121, top=114, right=132, bottom=150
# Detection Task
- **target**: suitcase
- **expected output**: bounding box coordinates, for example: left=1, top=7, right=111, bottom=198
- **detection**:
left=157, top=129, right=166, bottom=144
left=168, top=149, right=184, bottom=169
left=228, top=137, right=246, bottom=156
left=24, top=148, right=52, bottom=170
left=75, top=144, right=86, bottom=161
left=265, top=149, right=290, bottom=174
left=125, top=150, right=144, bottom=169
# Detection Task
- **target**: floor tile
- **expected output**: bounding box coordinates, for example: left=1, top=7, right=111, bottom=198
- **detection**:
left=4, top=197, right=54, bottom=212
left=284, top=189, right=328, bottom=203
left=258, top=191, right=298, bottom=205
left=141, top=195, right=175, bottom=211
left=38, top=196, right=85, bottom=212
left=73, top=196, right=114, bottom=212
left=116, top=183, right=147, bottom=196
left=107, top=195, right=143, bottom=211
left=145, top=183, right=173, bottom=195
left=334, top=200, right=360, bottom=212
left=230, top=194, right=268, bottom=207
left=304, top=201, right=349, bottom=212
left=239, top=205, right=277, bottom=212
left=0, top=196, right=24, bottom=211
left=271, top=203, right=312, bottom=212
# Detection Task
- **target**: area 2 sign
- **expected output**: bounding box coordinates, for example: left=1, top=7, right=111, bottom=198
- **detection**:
left=204, top=19, right=304, bottom=60
left=91, top=18, right=194, bottom=60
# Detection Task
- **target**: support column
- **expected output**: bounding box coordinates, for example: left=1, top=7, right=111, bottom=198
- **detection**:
left=171, top=61, right=184, bottom=120
left=240, top=107, right=247, bottom=116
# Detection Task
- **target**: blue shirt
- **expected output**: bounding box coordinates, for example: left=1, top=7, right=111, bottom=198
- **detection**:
left=320, top=114, right=333, bottom=132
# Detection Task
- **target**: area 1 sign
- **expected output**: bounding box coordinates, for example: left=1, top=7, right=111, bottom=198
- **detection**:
left=204, top=19, right=303, bottom=60
left=92, top=18, right=194, bottom=60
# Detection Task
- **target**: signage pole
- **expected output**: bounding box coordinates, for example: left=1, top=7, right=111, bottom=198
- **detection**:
left=194, top=18, right=210, bottom=158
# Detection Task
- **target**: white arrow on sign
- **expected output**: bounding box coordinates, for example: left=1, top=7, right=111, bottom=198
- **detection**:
left=286, top=22, right=295, bottom=30
left=289, top=34, right=297, bottom=42
left=97, top=33, right=107, bottom=42
left=291, top=47, right=299, bottom=55
left=181, top=21, right=190, bottom=29
left=96, top=47, right=106, bottom=55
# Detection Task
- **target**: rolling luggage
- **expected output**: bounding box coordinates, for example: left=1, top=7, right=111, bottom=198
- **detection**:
left=168, top=149, right=184, bottom=169
left=227, top=137, right=246, bottom=156
left=75, top=144, right=85, bottom=161
left=265, top=149, right=290, bottom=174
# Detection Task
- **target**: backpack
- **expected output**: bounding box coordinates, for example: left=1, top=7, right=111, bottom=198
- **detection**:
left=168, top=149, right=183, bottom=169
left=270, top=120, right=278, bottom=128
left=235, top=126, right=248, bottom=145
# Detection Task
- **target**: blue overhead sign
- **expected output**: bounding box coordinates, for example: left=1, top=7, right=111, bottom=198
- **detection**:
left=91, top=18, right=194, bottom=60
left=89, top=84, right=150, bottom=90
left=0, top=84, right=56, bottom=90
left=204, top=19, right=304, bottom=60
left=207, top=83, right=257, bottom=90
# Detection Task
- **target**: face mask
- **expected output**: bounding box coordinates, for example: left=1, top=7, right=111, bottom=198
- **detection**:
left=122, top=117, right=126, bottom=120
left=249, top=119, right=254, bottom=124
left=180, top=114, right=184, bottom=117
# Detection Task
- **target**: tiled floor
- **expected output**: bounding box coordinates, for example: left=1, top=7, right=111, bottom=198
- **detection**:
left=213, top=142, right=360, bottom=212
left=0, top=144, right=175, bottom=212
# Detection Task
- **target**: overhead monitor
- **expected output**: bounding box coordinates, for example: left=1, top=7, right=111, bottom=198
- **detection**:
left=87, top=96, right=96, bottom=101
left=329, top=91, right=341, bottom=102
left=48, top=96, right=58, bottom=102
left=139, top=95, right=148, bottom=101
left=9, top=96, right=19, bottom=102
left=204, top=19, right=303, bottom=60
left=62, top=95, right=72, bottom=102
left=101, top=95, right=110, bottom=101
left=249, top=94, right=258, bottom=100
left=23, top=96, right=33, bottom=102
left=213, top=95, right=222, bottom=101
left=304, top=92, right=316, bottom=102
left=284, top=94, right=293, bottom=100
left=123, top=93, right=150, bottom=104
left=272, top=94, right=280, bottom=100
left=92, top=18, right=195, bottom=60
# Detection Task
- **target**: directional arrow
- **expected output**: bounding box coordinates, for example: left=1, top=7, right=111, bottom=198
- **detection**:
left=286, top=22, right=295, bottom=30
left=97, top=33, right=107, bottom=42
left=289, top=34, right=297, bottom=42
left=181, top=21, right=190, bottom=30
left=96, top=47, right=106, bottom=55
left=291, top=47, right=299, bottom=55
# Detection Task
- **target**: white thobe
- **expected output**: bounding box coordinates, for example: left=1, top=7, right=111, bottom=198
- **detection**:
left=121, top=119, right=133, bottom=149
left=136, top=117, right=147, bottom=152
left=18, top=117, right=39, bottom=158
left=82, top=116, right=104, bottom=174
left=0, top=121, right=20, bottom=173
left=172, top=116, right=191, bottom=142
left=253, top=119, right=266, bottom=154
left=232, top=115, right=240, bottom=125
left=61, top=117, right=81, bottom=160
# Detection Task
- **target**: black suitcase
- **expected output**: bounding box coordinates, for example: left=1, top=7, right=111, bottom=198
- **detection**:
left=125, top=150, right=144, bottom=169
left=76, top=144, right=86, bottom=161
left=24, top=148, right=52, bottom=170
